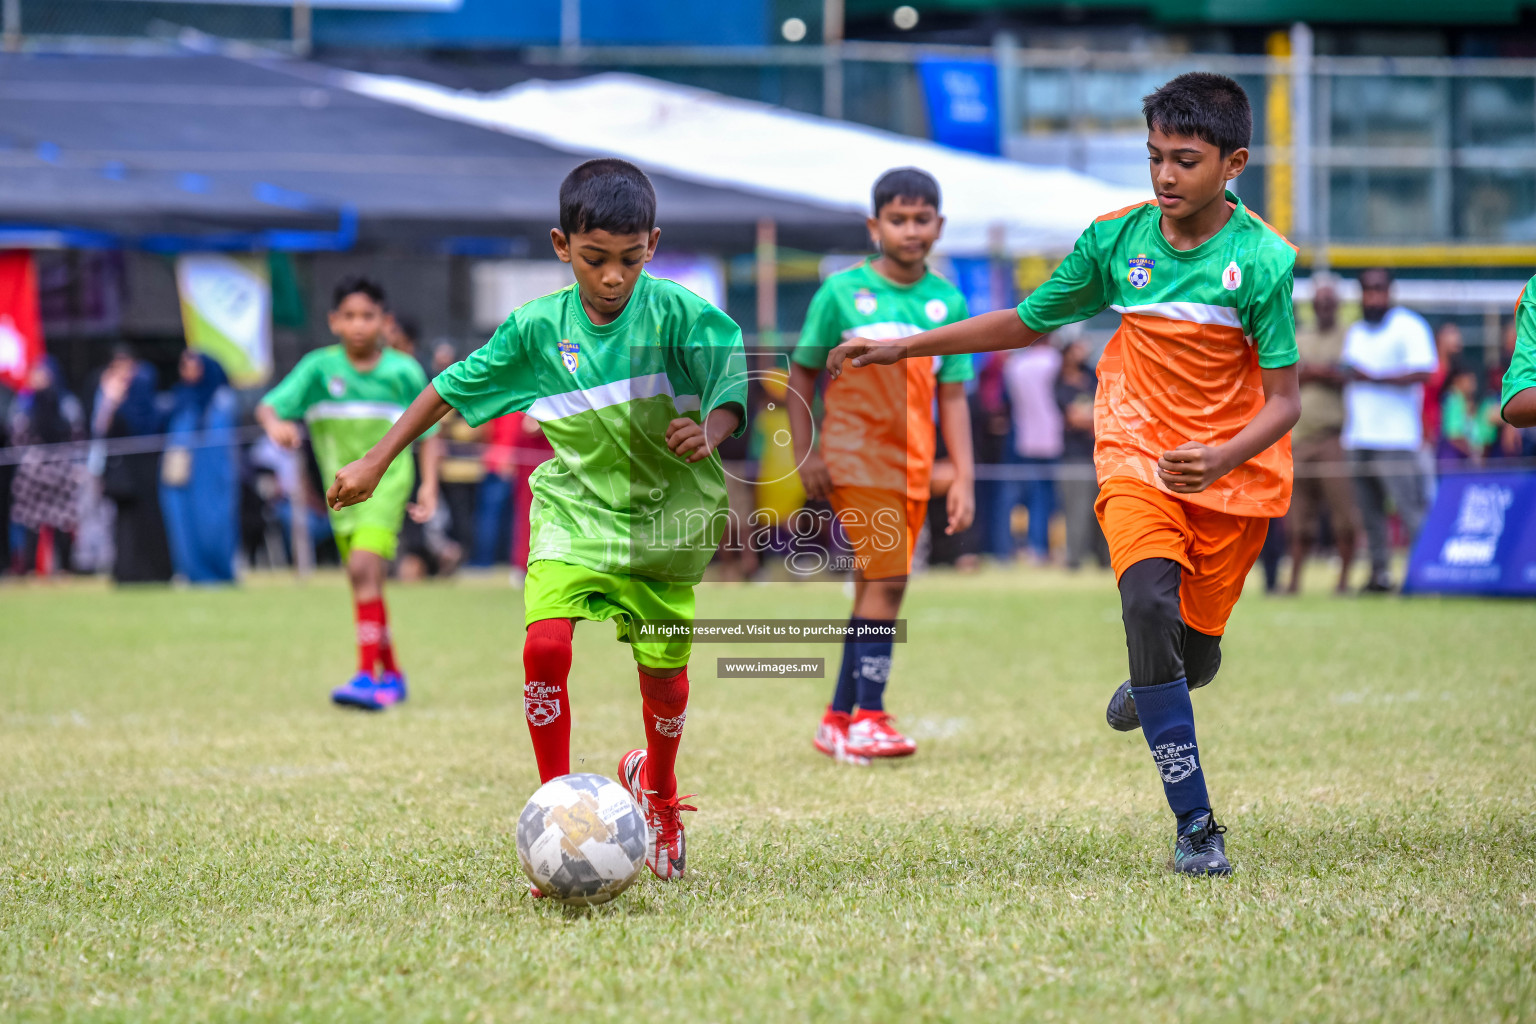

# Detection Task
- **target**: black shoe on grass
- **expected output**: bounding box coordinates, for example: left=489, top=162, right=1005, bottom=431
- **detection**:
left=1172, top=812, right=1231, bottom=876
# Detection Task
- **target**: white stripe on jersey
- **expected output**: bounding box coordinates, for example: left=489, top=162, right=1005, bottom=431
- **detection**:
left=527, top=371, right=701, bottom=423
left=304, top=400, right=406, bottom=423
left=1111, top=302, right=1244, bottom=330
left=839, top=321, right=924, bottom=341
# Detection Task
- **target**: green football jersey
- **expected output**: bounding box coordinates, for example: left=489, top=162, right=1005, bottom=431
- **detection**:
left=260, top=345, right=430, bottom=535
left=790, top=262, right=972, bottom=498
left=433, top=273, right=748, bottom=584
left=1503, top=274, right=1536, bottom=416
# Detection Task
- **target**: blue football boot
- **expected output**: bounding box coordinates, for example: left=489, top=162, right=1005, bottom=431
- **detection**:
left=331, top=672, right=384, bottom=711
left=374, top=670, right=408, bottom=708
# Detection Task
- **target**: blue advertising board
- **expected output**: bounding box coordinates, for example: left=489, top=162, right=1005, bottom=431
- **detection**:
left=1402, top=470, right=1536, bottom=597
left=917, top=59, right=1001, bottom=156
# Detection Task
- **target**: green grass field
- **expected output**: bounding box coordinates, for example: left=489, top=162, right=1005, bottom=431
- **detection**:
left=2, top=567, right=1534, bottom=1022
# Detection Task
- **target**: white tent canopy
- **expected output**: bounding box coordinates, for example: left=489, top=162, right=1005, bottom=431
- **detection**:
left=338, top=70, right=1149, bottom=257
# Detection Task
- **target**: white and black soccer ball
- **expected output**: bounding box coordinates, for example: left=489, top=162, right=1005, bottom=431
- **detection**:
left=516, top=773, right=647, bottom=907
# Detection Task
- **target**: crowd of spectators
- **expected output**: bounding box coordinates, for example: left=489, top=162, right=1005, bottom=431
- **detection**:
left=3, top=271, right=1531, bottom=590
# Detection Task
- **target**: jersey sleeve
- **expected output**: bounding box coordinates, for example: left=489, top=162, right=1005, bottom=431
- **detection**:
left=936, top=292, right=975, bottom=383
left=1017, top=227, right=1110, bottom=334
left=1245, top=263, right=1299, bottom=369
left=432, top=314, right=537, bottom=428
left=1503, top=283, right=1536, bottom=414
left=259, top=351, right=322, bottom=420
left=681, top=305, right=749, bottom=438
left=791, top=282, right=843, bottom=370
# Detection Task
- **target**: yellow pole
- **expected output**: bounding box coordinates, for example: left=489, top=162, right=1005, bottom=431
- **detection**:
left=1265, top=30, right=1293, bottom=237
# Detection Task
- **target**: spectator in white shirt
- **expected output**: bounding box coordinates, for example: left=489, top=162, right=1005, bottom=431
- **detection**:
left=1341, top=268, right=1439, bottom=592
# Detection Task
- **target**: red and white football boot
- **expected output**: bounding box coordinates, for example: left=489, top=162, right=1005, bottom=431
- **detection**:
left=813, top=708, right=871, bottom=766
left=618, top=748, right=696, bottom=881
left=846, top=709, right=917, bottom=758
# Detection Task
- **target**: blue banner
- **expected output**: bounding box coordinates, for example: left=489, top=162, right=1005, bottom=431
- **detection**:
left=1402, top=470, right=1536, bottom=597
left=917, top=59, right=1000, bottom=156
left=949, top=256, right=1013, bottom=314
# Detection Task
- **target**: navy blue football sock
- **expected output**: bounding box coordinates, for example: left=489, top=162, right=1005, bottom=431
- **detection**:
left=829, top=618, right=864, bottom=714
left=1130, top=677, right=1211, bottom=829
left=852, top=619, right=896, bottom=712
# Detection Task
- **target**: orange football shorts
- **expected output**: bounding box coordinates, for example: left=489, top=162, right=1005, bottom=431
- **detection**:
left=829, top=486, right=928, bottom=580
left=1096, top=476, right=1269, bottom=636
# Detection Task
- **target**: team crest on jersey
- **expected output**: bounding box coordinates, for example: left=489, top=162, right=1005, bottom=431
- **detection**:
left=326, top=376, right=346, bottom=398
left=853, top=288, right=878, bottom=316
left=1127, top=254, right=1155, bottom=290
left=558, top=339, right=580, bottom=373
left=924, top=298, right=949, bottom=323
left=1222, top=261, right=1242, bottom=290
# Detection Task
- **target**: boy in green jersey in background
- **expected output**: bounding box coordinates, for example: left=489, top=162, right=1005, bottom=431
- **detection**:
left=327, top=159, right=747, bottom=886
left=258, top=277, right=441, bottom=711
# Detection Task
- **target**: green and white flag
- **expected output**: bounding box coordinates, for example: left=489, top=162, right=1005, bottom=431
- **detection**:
left=176, top=253, right=273, bottom=386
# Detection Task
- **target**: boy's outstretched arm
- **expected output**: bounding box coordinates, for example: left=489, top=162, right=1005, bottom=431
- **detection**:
left=1156, top=364, right=1301, bottom=494
left=328, top=384, right=452, bottom=511
left=936, top=381, right=975, bottom=536
left=828, top=309, right=1042, bottom=378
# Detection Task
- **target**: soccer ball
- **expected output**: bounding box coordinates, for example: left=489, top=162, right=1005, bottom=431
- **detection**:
left=515, top=773, right=647, bottom=906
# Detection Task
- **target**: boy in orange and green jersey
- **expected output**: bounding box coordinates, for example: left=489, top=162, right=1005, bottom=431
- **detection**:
left=788, top=168, right=975, bottom=766
left=829, top=75, right=1302, bottom=876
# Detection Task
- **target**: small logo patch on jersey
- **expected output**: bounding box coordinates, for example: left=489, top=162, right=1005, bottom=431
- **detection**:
left=1222, top=261, right=1242, bottom=290
left=558, top=339, right=580, bottom=373
left=924, top=298, right=949, bottom=323
left=326, top=376, right=346, bottom=398
left=1127, top=254, right=1154, bottom=290
left=853, top=288, right=878, bottom=316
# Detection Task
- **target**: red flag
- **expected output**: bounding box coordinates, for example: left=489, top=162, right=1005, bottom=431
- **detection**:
left=0, top=251, right=45, bottom=391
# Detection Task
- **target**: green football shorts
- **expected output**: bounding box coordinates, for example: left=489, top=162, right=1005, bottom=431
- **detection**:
left=524, top=559, right=697, bottom=669
left=335, top=523, right=400, bottom=562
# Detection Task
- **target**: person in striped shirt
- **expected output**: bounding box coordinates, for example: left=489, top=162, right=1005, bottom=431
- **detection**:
left=829, top=73, right=1301, bottom=877
left=257, top=277, right=441, bottom=711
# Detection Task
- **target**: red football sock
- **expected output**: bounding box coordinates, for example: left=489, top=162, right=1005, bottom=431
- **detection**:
left=376, top=598, right=399, bottom=675
left=638, top=667, right=689, bottom=801
left=523, top=619, right=574, bottom=783
left=355, top=597, right=385, bottom=676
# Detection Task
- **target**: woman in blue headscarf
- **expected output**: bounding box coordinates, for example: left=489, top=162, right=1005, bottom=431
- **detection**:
left=159, top=349, right=238, bottom=583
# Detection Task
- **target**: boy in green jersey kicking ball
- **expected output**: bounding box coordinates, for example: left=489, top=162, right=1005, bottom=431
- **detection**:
left=327, top=159, right=747, bottom=886
left=830, top=74, right=1302, bottom=876
left=258, top=277, right=441, bottom=711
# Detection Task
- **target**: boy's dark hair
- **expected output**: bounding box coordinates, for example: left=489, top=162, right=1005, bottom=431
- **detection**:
left=559, top=158, right=657, bottom=237
left=332, top=275, right=387, bottom=310
left=873, top=167, right=941, bottom=215
left=1142, top=73, right=1252, bottom=157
